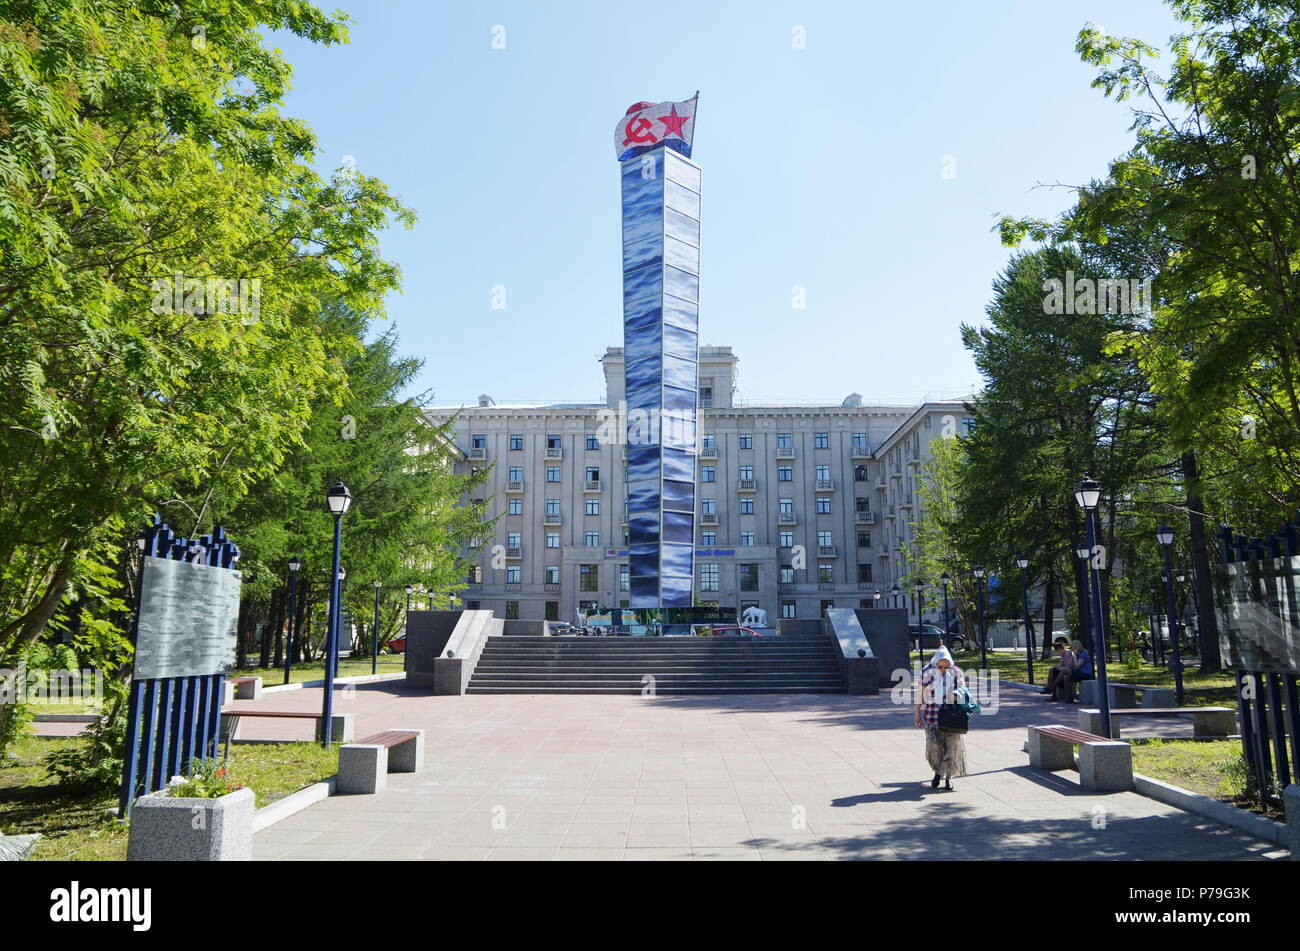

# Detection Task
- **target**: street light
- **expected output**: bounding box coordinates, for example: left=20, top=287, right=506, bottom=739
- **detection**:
left=322, top=482, right=352, bottom=746
left=1016, top=554, right=1035, bottom=685
left=940, top=572, right=950, bottom=650
left=1156, top=524, right=1185, bottom=704
left=914, top=579, right=925, bottom=666
left=283, top=556, right=301, bottom=685
left=890, top=584, right=900, bottom=610
left=1074, top=539, right=1093, bottom=650
left=1075, top=477, right=1113, bottom=738
left=973, top=565, right=988, bottom=674
left=372, top=580, right=382, bottom=676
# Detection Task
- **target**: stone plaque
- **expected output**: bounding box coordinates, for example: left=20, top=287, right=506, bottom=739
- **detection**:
left=1214, top=556, right=1300, bottom=674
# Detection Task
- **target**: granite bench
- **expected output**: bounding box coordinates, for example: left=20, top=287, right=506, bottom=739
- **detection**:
left=228, top=676, right=263, bottom=700
left=338, top=729, right=425, bottom=794
left=1079, top=680, right=1176, bottom=708
left=1027, top=724, right=1133, bottom=792
left=1078, top=706, right=1236, bottom=739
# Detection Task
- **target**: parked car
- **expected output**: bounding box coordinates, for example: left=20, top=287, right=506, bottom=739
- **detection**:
left=910, top=624, right=967, bottom=651
left=388, top=633, right=407, bottom=654
left=711, top=626, right=761, bottom=638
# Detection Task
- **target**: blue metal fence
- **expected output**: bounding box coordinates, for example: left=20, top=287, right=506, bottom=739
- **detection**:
left=118, top=519, right=240, bottom=816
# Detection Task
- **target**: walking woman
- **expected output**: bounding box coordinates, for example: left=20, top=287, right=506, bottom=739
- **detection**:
left=913, top=645, right=968, bottom=791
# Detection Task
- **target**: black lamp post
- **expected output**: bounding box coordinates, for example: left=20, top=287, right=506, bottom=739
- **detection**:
left=1074, top=539, right=1092, bottom=650
left=914, top=579, right=925, bottom=666
left=283, top=556, right=301, bottom=685
left=890, top=584, right=900, bottom=611
left=322, top=481, right=352, bottom=746
left=1156, top=524, right=1185, bottom=705
left=940, top=572, right=950, bottom=650
left=973, top=565, right=988, bottom=674
left=1075, top=477, right=1113, bottom=737
left=372, top=580, right=382, bottom=676
left=873, top=590, right=881, bottom=610
left=1016, top=554, right=1035, bottom=685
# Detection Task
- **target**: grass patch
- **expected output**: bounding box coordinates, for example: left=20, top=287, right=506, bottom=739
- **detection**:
left=1130, top=737, right=1284, bottom=822
left=232, top=656, right=404, bottom=684
left=0, top=734, right=339, bottom=861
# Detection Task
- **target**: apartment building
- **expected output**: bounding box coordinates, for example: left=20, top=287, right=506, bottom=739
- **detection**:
left=425, top=346, right=972, bottom=624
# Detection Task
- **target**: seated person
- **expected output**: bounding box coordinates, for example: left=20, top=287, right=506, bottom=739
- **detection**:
left=1068, top=639, right=1094, bottom=685
left=1041, top=638, right=1075, bottom=699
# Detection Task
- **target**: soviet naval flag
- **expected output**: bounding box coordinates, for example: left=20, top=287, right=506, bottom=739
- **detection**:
left=615, top=94, right=698, bottom=161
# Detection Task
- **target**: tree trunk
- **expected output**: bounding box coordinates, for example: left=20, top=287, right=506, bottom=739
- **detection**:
left=1040, top=566, right=1056, bottom=660
left=1182, top=451, right=1222, bottom=672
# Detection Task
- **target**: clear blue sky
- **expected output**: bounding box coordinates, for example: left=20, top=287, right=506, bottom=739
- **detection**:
left=271, top=0, right=1184, bottom=406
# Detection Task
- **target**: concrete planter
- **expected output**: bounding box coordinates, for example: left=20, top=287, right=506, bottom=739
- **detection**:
left=127, top=786, right=254, bottom=861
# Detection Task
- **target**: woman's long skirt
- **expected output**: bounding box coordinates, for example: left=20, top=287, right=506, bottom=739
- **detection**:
left=924, top=724, right=968, bottom=778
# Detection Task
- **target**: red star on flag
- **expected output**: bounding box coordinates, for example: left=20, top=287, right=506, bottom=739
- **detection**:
left=656, top=105, right=691, bottom=139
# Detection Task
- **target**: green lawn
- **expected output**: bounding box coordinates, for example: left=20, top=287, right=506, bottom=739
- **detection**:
left=231, top=655, right=405, bottom=685
left=1130, top=738, right=1283, bottom=821
left=0, top=734, right=340, bottom=861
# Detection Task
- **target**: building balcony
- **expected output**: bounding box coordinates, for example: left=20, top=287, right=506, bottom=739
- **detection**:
left=778, top=582, right=799, bottom=592
left=505, top=480, right=524, bottom=493
left=738, top=479, right=758, bottom=492
left=817, top=545, right=837, bottom=558
left=857, top=582, right=877, bottom=590
left=545, top=447, right=563, bottom=460
left=584, top=480, right=602, bottom=493
left=906, top=456, right=920, bottom=468
left=855, top=511, right=877, bottom=525
left=777, top=513, right=797, bottom=525
left=875, top=477, right=887, bottom=490
left=776, top=447, right=795, bottom=459
left=544, top=513, right=562, bottom=525
left=545, top=582, right=561, bottom=591
left=877, top=546, right=890, bottom=557
left=505, top=582, right=521, bottom=591
left=817, top=582, right=835, bottom=591
left=505, top=546, right=522, bottom=559
left=468, top=447, right=488, bottom=462
left=701, top=513, right=719, bottom=526
left=699, top=446, right=718, bottom=459
left=815, top=479, right=835, bottom=493
left=852, top=446, right=871, bottom=460
left=889, top=470, right=902, bottom=480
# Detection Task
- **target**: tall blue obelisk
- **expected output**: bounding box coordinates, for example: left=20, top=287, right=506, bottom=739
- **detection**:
left=618, top=102, right=701, bottom=609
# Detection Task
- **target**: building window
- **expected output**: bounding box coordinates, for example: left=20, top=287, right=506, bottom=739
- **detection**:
left=701, top=531, right=716, bottom=545
left=701, top=465, right=715, bottom=483
left=818, top=563, right=834, bottom=583
left=545, top=601, right=559, bottom=621
left=740, top=498, right=754, bottom=515
left=818, top=530, right=833, bottom=547
left=506, top=601, right=519, bottom=620
left=852, top=432, right=868, bottom=449
left=620, top=564, right=630, bottom=591
left=579, top=564, right=599, bottom=591
left=778, top=465, right=792, bottom=482
left=740, top=531, right=755, bottom=546
left=547, top=434, right=562, bottom=449
left=781, top=601, right=796, bottom=619
left=778, top=498, right=794, bottom=515
left=471, top=434, right=486, bottom=449
left=857, top=530, right=871, bottom=548
left=963, top=418, right=976, bottom=436
left=546, top=498, right=561, bottom=515
left=546, top=532, right=559, bottom=548
left=816, top=497, right=831, bottom=515
left=585, top=498, right=600, bottom=516
left=545, top=565, right=560, bottom=584
left=470, top=565, right=482, bottom=583
left=508, top=498, right=522, bottom=515
left=700, top=386, right=713, bottom=408
left=820, top=600, right=834, bottom=615
left=702, top=498, right=716, bottom=515
left=739, top=434, right=752, bottom=449
left=466, top=600, right=480, bottom=611
left=702, top=434, right=715, bottom=450
left=739, top=464, right=753, bottom=480
left=507, top=532, right=521, bottom=547
left=739, top=564, right=759, bottom=591
left=585, top=531, right=600, bottom=547
left=547, top=466, right=561, bottom=482
left=506, top=566, right=521, bottom=584
left=509, top=434, right=523, bottom=451
left=855, top=465, right=868, bottom=481
left=699, top=563, right=720, bottom=591
left=815, top=464, right=831, bottom=481
left=779, top=530, right=794, bottom=548
left=777, top=433, right=792, bottom=448
left=780, top=566, right=795, bottom=584
left=858, top=564, right=874, bottom=583
left=586, top=433, right=600, bottom=451
left=509, top=466, right=524, bottom=481
left=815, top=432, right=829, bottom=449
left=856, top=496, right=870, bottom=512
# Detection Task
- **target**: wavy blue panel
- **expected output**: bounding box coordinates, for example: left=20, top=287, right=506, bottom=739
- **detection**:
left=665, top=179, right=701, bottom=218
left=663, top=417, right=695, bottom=450
left=628, top=513, right=659, bottom=542
left=663, top=298, right=698, bottom=332
left=624, top=262, right=663, bottom=303
left=663, top=322, right=698, bottom=358
left=627, top=479, right=660, bottom=516
left=662, top=478, right=694, bottom=512
left=622, top=151, right=662, bottom=187
left=627, top=446, right=660, bottom=483
left=663, top=152, right=701, bottom=192
left=662, top=511, right=694, bottom=544
left=626, top=405, right=661, bottom=447
left=664, top=266, right=699, bottom=302
left=662, top=384, right=696, bottom=413
left=630, top=576, right=659, bottom=602
left=625, top=297, right=662, bottom=335
left=626, top=358, right=663, bottom=405
left=663, top=353, right=697, bottom=391
left=625, top=324, right=661, bottom=369
left=664, top=235, right=699, bottom=273
left=661, top=574, right=692, bottom=606
left=661, top=543, right=695, bottom=577
left=661, top=447, right=694, bottom=483
left=665, top=207, right=700, bottom=247
left=630, top=550, right=659, bottom=579
left=624, top=234, right=663, bottom=273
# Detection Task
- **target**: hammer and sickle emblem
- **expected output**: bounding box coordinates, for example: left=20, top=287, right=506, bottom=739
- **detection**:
left=623, top=116, right=657, bottom=146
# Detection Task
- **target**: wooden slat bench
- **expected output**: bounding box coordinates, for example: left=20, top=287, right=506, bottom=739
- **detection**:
left=220, top=709, right=355, bottom=757
left=338, top=729, right=425, bottom=794
left=1078, top=706, right=1236, bottom=739
left=1027, top=724, right=1133, bottom=791
left=228, top=676, right=263, bottom=700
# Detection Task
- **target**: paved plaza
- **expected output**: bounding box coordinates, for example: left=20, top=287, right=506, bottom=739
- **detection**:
left=241, top=681, right=1289, bottom=861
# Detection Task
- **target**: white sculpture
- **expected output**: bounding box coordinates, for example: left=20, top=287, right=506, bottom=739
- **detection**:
left=741, top=606, right=768, bottom=628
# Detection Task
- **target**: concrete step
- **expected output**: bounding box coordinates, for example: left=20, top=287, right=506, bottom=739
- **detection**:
left=466, top=685, right=848, bottom=695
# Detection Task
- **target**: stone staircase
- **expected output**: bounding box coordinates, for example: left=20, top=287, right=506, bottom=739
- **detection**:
left=465, top=634, right=846, bottom=695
